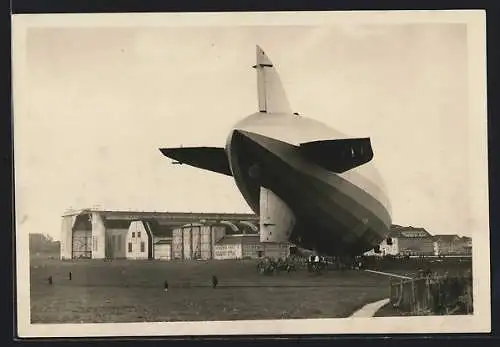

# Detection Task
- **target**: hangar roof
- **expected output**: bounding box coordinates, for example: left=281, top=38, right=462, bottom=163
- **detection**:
left=66, top=208, right=258, bottom=236
left=63, top=208, right=258, bottom=222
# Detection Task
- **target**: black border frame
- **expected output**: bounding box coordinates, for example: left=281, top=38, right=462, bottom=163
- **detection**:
left=6, top=0, right=499, bottom=344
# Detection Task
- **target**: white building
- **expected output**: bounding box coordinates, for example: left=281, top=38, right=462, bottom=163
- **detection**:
left=214, top=236, right=243, bottom=260
left=364, top=225, right=434, bottom=257
left=125, top=220, right=152, bottom=260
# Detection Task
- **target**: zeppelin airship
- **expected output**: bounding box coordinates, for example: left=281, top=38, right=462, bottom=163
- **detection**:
left=160, top=45, right=392, bottom=256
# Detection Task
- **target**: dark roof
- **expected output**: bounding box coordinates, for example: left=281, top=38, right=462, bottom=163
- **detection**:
left=215, top=236, right=243, bottom=245
left=104, top=219, right=131, bottom=229
left=144, top=219, right=173, bottom=237
left=216, top=234, right=261, bottom=245
left=73, top=214, right=92, bottom=230
left=432, top=234, right=462, bottom=242
left=388, top=226, right=432, bottom=239
left=240, top=234, right=260, bottom=244
left=154, top=239, right=172, bottom=245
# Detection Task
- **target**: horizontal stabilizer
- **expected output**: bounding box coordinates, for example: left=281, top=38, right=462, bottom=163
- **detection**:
left=299, top=138, right=373, bottom=173
left=159, top=147, right=232, bottom=176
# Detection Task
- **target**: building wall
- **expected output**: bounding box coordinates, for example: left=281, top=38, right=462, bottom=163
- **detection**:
left=191, top=226, right=202, bottom=259
left=263, top=242, right=290, bottom=259
left=379, top=238, right=400, bottom=255
left=182, top=227, right=192, bottom=260
left=126, top=221, right=150, bottom=260
left=200, top=226, right=212, bottom=260
left=241, top=235, right=262, bottom=259
left=398, top=237, right=434, bottom=256
left=172, top=228, right=183, bottom=260
left=154, top=243, right=172, bottom=260
left=214, top=243, right=242, bottom=260
left=242, top=243, right=261, bottom=259
left=60, top=215, right=76, bottom=260
left=172, top=224, right=227, bottom=260
left=106, top=229, right=127, bottom=259
left=91, top=212, right=106, bottom=259
left=434, top=239, right=471, bottom=255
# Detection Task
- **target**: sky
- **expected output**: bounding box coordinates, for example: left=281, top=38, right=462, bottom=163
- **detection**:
left=15, top=22, right=487, bottom=240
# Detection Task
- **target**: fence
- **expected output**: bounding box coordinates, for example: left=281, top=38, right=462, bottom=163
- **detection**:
left=390, top=274, right=473, bottom=315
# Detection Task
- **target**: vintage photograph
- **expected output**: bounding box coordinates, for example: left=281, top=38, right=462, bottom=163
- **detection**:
left=12, top=10, right=489, bottom=337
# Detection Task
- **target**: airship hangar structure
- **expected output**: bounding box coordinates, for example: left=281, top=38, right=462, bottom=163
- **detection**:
left=60, top=209, right=292, bottom=261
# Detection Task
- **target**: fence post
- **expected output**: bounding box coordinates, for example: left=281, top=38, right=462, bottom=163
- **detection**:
left=427, top=277, right=432, bottom=314
left=411, top=279, right=416, bottom=314
left=467, top=282, right=473, bottom=314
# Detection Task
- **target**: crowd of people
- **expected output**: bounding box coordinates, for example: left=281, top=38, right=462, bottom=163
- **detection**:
left=255, top=254, right=367, bottom=275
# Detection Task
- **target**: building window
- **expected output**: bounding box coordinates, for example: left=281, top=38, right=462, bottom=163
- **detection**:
left=132, top=232, right=135, bottom=238
left=140, top=242, right=145, bottom=253
left=128, top=243, right=132, bottom=253
left=138, top=231, right=141, bottom=238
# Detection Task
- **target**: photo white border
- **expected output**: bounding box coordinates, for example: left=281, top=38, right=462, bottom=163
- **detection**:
left=12, top=10, right=490, bottom=337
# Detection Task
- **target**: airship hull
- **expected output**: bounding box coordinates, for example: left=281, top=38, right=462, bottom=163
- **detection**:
left=226, top=113, right=391, bottom=256
left=160, top=46, right=392, bottom=256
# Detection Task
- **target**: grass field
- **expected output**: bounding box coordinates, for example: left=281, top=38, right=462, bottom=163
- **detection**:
left=30, top=258, right=394, bottom=324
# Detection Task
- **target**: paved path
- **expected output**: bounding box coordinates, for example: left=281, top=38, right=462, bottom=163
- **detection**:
left=350, top=298, right=390, bottom=318
left=364, top=269, right=413, bottom=280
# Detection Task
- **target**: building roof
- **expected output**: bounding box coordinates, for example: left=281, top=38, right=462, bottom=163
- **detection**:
left=215, top=236, right=243, bottom=245
left=144, top=219, right=174, bottom=237
left=388, top=225, right=432, bottom=239
left=154, top=239, right=172, bottom=245
left=432, top=234, right=463, bottom=242
left=103, top=219, right=131, bottom=229
left=63, top=208, right=258, bottom=222
left=215, top=234, right=260, bottom=245
left=240, top=234, right=260, bottom=244
left=64, top=209, right=259, bottom=235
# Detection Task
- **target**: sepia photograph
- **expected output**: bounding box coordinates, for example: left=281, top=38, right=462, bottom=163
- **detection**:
left=12, top=10, right=489, bottom=337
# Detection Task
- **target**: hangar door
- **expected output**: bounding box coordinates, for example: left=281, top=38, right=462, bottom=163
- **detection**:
left=72, top=229, right=92, bottom=259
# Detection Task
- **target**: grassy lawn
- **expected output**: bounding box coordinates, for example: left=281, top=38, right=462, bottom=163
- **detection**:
left=30, top=259, right=392, bottom=323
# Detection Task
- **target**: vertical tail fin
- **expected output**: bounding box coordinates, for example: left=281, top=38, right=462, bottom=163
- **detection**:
left=253, top=45, right=293, bottom=114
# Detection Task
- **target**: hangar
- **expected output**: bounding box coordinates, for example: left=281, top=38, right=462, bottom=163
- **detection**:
left=60, top=208, right=259, bottom=260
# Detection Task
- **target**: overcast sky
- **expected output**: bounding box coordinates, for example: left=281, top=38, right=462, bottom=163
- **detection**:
left=15, top=22, right=486, bottom=240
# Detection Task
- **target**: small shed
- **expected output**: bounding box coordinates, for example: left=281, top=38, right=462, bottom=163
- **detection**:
left=154, top=239, right=172, bottom=260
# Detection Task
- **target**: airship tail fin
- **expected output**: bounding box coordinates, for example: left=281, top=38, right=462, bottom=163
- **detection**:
left=253, top=45, right=293, bottom=115
left=159, top=147, right=232, bottom=176
left=299, top=138, right=374, bottom=173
